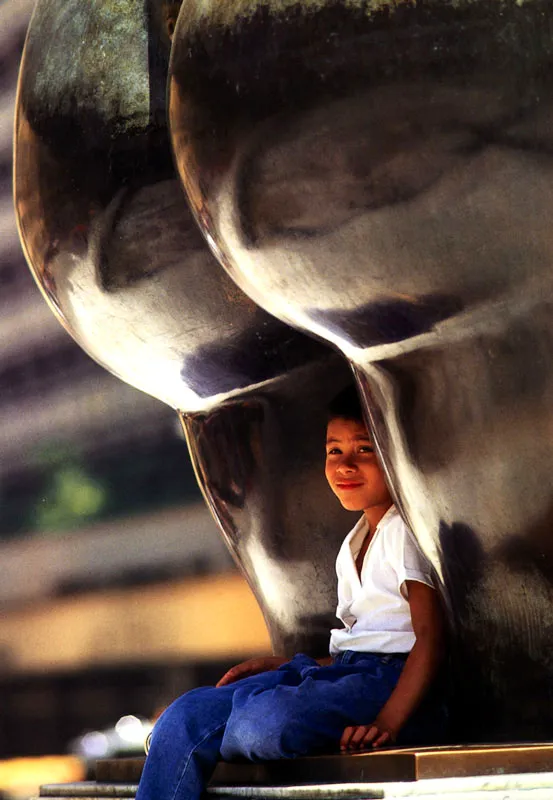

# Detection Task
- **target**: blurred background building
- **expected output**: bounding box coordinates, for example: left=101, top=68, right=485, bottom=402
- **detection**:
left=0, top=0, right=270, bottom=782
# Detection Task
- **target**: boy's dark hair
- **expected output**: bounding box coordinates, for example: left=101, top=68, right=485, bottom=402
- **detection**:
left=328, top=385, right=364, bottom=422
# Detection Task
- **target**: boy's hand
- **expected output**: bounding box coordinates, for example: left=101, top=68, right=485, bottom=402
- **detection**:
left=216, top=656, right=288, bottom=687
left=340, top=582, right=445, bottom=754
left=340, top=716, right=397, bottom=751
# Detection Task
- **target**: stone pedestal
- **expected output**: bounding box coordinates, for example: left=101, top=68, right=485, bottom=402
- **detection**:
left=38, top=748, right=553, bottom=800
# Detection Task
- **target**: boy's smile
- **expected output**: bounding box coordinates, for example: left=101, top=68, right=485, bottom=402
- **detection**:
left=325, top=417, right=392, bottom=519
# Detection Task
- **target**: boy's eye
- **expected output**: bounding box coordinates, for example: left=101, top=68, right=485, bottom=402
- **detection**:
left=358, top=446, right=374, bottom=454
left=326, top=447, right=342, bottom=456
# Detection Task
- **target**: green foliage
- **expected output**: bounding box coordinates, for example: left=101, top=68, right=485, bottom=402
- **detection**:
left=33, top=462, right=108, bottom=531
left=34, top=463, right=107, bottom=532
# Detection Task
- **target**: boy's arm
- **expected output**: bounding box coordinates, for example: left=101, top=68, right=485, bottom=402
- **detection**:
left=216, top=656, right=288, bottom=686
left=217, top=654, right=333, bottom=686
left=341, top=581, right=445, bottom=751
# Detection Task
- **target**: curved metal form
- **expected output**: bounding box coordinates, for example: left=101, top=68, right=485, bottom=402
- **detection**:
left=168, top=0, right=553, bottom=739
left=13, top=0, right=355, bottom=655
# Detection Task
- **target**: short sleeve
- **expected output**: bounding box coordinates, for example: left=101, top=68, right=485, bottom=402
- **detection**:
left=392, top=520, right=435, bottom=599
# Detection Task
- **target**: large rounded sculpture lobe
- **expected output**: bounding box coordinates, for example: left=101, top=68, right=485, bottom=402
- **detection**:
left=169, top=0, right=553, bottom=739
left=14, top=0, right=356, bottom=655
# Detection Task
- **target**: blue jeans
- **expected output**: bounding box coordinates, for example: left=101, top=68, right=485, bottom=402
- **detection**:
left=136, top=652, right=445, bottom=800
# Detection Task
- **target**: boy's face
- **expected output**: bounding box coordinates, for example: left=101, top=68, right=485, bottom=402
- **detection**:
left=325, top=417, right=392, bottom=513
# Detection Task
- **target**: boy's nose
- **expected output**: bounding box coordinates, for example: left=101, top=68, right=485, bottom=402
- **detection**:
left=337, top=459, right=357, bottom=473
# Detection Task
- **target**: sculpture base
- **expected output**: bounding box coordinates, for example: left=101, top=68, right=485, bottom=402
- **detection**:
left=37, top=773, right=553, bottom=799
left=36, top=746, right=553, bottom=799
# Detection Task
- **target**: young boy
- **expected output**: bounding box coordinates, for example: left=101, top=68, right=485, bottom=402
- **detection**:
left=137, top=387, right=445, bottom=800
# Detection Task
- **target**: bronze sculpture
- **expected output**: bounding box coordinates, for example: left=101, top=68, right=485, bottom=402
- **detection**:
left=14, top=0, right=354, bottom=660
left=15, top=0, right=553, bottom=742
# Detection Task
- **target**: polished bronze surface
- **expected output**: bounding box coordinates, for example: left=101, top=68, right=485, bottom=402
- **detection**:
left=212, top=743, right=553, bottom=784
left=16, top=0, right=553, bottom=746
left=168, top=0, right=553, bottom=739
left=91, top=743, right=553, bottom=786
left=13, top=0, right=354, bottom=655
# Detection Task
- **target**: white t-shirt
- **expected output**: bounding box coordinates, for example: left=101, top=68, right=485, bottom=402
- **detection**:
left=329, top=506, right=434, bottom=655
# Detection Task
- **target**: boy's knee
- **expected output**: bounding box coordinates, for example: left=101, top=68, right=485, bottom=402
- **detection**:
left=221, top=705, right=289, bottom=761
left=220, top=687, right=316, bottom=761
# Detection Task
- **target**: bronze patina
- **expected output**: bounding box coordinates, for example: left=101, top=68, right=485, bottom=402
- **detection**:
left=168, top=0, right=553, bottom=742
left=14, top=0, right=553, bottom=755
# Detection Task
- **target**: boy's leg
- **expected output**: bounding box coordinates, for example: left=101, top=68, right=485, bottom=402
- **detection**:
left=136, top=662, right=313, bottom=800
left=220, top=654, right=405, bottom=761
left=136, top=685, right=232, bottom=800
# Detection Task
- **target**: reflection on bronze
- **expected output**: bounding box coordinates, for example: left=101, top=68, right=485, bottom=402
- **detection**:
left=168, top=0, right=553, bottom=740
left=13, top=0, right=354, bottom=656
left=15, top=0, right=553, bottom=748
